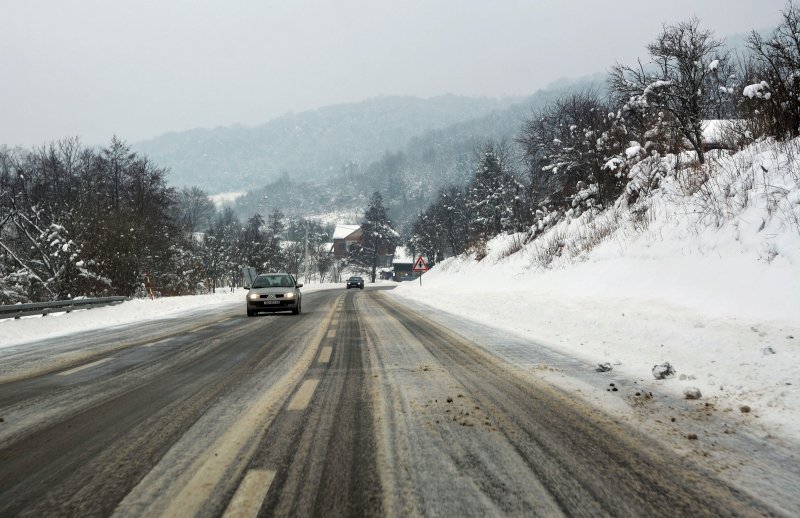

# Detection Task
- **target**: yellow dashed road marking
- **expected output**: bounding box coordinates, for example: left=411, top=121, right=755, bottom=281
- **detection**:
left=287, top=379, right=319, bottom=411
left=58, top=358, right=112, bottom=376
left=223, top=469, right=276, bottom=518
left=142, top=338, right=170, bottom=348
left=156, top=301, right=336, bottom=517
left=318, top=346, right=333, bottom=364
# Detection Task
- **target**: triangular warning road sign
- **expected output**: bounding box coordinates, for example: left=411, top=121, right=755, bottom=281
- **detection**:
left=412, top=256, right=429, bottom=272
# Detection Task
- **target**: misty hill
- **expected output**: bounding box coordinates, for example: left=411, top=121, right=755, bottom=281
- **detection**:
left=133, top=95, right=520, bottom=193
left=230, top=74, right=606, bottom=226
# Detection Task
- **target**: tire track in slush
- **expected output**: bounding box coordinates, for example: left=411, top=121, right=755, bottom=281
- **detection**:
left=0, top=291, right=340, bottom=517
left=364, top=291, right=776, bottom=517
left=241, top=290, right=383, bottom=517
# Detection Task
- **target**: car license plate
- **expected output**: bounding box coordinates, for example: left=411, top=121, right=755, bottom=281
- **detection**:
left=263, top=300, right=280, bottom=305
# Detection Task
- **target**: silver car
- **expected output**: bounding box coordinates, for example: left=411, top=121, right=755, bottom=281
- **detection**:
left=246, top=273, right=303, bottom=316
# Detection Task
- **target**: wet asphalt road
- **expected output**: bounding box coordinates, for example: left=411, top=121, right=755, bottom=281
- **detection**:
left=0, top=287, right=780, bottom=516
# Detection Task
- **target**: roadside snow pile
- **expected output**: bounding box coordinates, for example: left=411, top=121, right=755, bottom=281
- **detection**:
left=394, top=137, right=800, bottom=438
left=652, top=362, right=676, bottom=380
left=0, top=291, right=242, bottom=349
left=0, top=283, right=341, bottom=349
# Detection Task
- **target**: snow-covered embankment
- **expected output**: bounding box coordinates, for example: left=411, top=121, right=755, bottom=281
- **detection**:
left=393, top=137, right=800, bottom=440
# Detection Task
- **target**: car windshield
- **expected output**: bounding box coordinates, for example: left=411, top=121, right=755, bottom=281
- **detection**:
left=349, top=277, right=362, bottom=281
left=251, top=275, right=294, bottom=289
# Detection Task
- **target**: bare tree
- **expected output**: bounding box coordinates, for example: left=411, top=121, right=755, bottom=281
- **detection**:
left=177, top=186, right=216, bottom=232
left=743, top=3, right=800, bottom=139
left=316, top=251, right=333, bottom=283
left=610, top=18, right=728, bottom=164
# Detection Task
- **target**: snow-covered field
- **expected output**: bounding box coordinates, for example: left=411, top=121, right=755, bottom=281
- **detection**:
left=394, top=138, right=800, bottom=441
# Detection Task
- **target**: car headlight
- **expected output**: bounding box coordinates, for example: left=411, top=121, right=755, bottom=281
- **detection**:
left=248, top=293, right=260, bottom=300
left=284, top=292, right=295, bottom=299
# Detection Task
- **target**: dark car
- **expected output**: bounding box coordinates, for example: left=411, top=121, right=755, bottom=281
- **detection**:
left=246, top=273, right=302, bottom=316
left=346, top=276, right=364, bottom=289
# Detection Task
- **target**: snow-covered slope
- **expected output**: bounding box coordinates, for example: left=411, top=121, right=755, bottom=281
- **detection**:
left=394, top=137, right=800, bottom=439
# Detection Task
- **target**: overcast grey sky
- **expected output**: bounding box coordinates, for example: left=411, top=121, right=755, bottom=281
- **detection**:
left=0, top=0, right=788, bottom=147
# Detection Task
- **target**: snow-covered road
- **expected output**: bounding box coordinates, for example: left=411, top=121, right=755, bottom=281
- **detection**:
left=2, top=287, right=790, bottom=515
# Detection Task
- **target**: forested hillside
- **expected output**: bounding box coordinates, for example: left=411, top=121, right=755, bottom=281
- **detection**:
left=230, top=74, right=605, bottom=226
left=133, top=95, right=519, bottom=193
left=403, top=10, right=800, bottom=262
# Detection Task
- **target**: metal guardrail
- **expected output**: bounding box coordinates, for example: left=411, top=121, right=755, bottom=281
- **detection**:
left=0, top=296, right=129, bottom=320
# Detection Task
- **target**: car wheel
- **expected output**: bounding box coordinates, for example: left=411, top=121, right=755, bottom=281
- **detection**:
left=247, top=309, right=255, bottom=317
left=292, top=303, right=300, bottom=315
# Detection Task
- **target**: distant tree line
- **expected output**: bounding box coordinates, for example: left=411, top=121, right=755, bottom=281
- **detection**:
left=0, top=137, right=333, bottom=303
left=0, top=137, right=180, bottom=303
left=407, top=3, right=800, bottom=259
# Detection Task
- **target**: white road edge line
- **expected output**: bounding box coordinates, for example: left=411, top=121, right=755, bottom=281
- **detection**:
left=287, top=379, right=320, bottom=411
left=326, top=329, right=336, bottom=339
left=222, top=469, right=276, bottom=518
left=57, top=357, right=112, bottom=376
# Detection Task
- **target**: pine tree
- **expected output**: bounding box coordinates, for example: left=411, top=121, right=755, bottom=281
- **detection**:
left=465, top=142, right=523, bottom=250
left=349, top=191, right=398, bottom=283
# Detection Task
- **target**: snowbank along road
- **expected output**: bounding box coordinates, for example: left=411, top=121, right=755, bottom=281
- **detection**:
left=0, top=287, right=792, bottom=516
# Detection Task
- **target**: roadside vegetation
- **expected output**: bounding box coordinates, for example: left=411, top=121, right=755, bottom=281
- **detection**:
left=405, top=4, right=800, bottom=266
left=0, top=138, right=333, bottom=302
left=2, top=4, right=799, bottom=302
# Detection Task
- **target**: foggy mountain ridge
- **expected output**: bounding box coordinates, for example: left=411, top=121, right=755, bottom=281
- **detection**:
left=132, top=25, right=759, bottom=198
left=229, top=74, right=608, bottom=226
left=133, top=94, right=521, bottom=193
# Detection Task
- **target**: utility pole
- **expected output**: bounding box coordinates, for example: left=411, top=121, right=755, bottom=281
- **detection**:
left=303, top=219, right=310, bottom=283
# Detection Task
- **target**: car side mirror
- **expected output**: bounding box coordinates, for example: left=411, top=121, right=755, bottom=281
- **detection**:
left=296, top=283, right=303, bottom=288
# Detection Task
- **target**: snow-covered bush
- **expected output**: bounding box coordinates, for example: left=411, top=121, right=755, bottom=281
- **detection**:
left=519, top=89, right=629, bottom=213
left=484, top=135, right=800, bottom=272
left=685, top=138, right=800, bottom=265
left=0, top=265, right=32, bottom=304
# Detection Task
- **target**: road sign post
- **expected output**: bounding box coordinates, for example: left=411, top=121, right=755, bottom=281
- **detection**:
left=412, top=256, right=429, bottom=285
